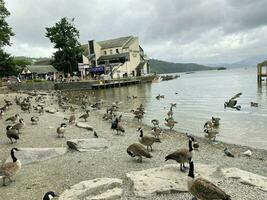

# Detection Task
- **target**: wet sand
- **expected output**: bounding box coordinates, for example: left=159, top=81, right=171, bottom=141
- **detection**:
left=0, top=91, right=266, bottom=200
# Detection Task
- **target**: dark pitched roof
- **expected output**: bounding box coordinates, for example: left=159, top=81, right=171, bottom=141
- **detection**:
left=23, top=65, right=58, bottom=74
left=98, top=36, right=134, bottom=49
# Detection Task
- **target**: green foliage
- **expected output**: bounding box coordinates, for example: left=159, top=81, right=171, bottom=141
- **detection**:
left=149, top=59, right=215, bottom=74
left=14, top=58, right=32, bottom=67
left=45, top=17, right=82, bottom=74
left=0, top=0, right=15, bottom=77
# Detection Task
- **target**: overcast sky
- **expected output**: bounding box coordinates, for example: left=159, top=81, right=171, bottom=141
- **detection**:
left=4, top=0, right=267, bottom=64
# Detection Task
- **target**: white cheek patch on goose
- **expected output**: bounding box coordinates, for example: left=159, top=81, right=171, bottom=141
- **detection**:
left=48, top=194, right=53, bottom=199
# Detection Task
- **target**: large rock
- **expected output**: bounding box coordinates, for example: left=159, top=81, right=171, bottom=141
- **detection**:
left=59, top=178, right=123, bottom=200
left=126, top=164, right=218, bottom=197
left=67, top=138, right=109, bottom=152
left=221, top=168, right=267, bottom=192
left=5, top=148, right=68, bottom=165
left=75, top=122, right=94, bottom=131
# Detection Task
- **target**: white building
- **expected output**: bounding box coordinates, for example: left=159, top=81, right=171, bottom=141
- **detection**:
left=81, top=36, right=149, bottom=78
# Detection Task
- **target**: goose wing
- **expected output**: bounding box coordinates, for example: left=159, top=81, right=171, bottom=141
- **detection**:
left=191, top=178, right=230, bottom=200
left=230, top=92, right=242, bottom=100
left=128, top=144, right=152, bottom=158
left=165, top=149, right=188, bottom=162
left=0, top=162, right=18, bottom=177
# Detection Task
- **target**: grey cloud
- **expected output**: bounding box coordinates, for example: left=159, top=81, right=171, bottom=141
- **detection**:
left=4, top=0, right=267, bottom=63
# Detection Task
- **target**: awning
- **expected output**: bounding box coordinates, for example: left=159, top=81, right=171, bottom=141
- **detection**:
left=89, top=66, right=105, bottom=73
left=97, top=52, right=129, bottom=62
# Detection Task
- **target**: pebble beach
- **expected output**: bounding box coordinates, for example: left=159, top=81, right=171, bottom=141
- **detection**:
left=0, top=91, right=266, bottom=200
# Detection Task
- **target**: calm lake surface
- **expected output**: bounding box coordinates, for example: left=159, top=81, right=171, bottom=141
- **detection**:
left=91, top=68, right=267, bottom=150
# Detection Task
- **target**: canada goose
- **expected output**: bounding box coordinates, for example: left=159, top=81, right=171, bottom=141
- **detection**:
left=138, top=128, right=158, bottom=151
left=79, top=110, right=90, bottom=121
left=127, top=143, right=152, bottom=162
left=224, top=92, right=242, bottom=110
left=6, top=125, right=19, bottom=144
left=69, top=115, right=76, bottom=124
left=57, top=123, right=67, bottom=138
left=69, top=106, right=77, bottom=113
left=164, top=118, right=177, bottom=130
left=43, top=191, right=58, bottom=200
left=188, top=160, right=231, bottom=200
left=5, top=114, right=20, bottom=123
left=204, top=129, right=219, bottom=143
left=203, top=120, right=213, bottom=130
left=170, top=103, right=177, bottom=108
left=165, top=138, right=194, bottom=172
left=151, top=126, right=162, bottom=140
left=224, top=148, right=235, bottom=157
left=111, top=116, right=125, bottom=135
left=0, top=148, right=21, bottom=186
left=11, top=119, right=25, bottom=134
left=151, top=119, right=159, bottom=127
left=134, top=113, right=144, bottom=123
left=250, top=102, right=258, bottom=107
left=31, top=116, right=39, bottom=125
left=187, top=135, right=199, bottom=150
left=167, top=107, right=173, bottom=118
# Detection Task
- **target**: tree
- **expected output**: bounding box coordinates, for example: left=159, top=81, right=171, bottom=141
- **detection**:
left=0, top=0, right=15, bottom=77
left=46, top=17, right=82, bottom=74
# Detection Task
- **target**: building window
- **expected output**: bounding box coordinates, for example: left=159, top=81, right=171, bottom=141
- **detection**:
left=104, top=50, right=107, bottom=55
left=110, top=49, right=113, bottom=54
left=116, top=49, right=119, bottom=54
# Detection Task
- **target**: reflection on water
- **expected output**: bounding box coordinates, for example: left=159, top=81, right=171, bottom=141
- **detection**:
left=69, top=68, right=267, bottom=150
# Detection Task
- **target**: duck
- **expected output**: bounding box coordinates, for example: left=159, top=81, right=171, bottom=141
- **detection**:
left=0, top=148, right=21, bottom=186
left=138, top=128, right=158, bottom=151
left=6, top=125, right=19, bottom=144
left=79, top=110, right=90, bottom=121
left=57, top=123, right=67, bottom=138
left=127, top=143, right=152, bottom=162
left=43, top=191, right=58, bottom=200
left=11, top=119, right=25, bottom=134
left=5, top=114, right=20, bottom=123
left=165, top=137, right=194, bottom=172
left=31, top=116, right=39, bottom=125
left=250, top=102, right=258, bottom=107
left=187, top=160, right=231, bottom=200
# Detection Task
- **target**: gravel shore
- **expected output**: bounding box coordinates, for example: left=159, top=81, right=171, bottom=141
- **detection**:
left=0, top=91, right=266, bottom=200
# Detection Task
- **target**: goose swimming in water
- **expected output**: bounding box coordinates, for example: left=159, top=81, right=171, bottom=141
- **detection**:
left=188, top=160, right=231, bottom=200
left=0, top=148, right=21, bottom=186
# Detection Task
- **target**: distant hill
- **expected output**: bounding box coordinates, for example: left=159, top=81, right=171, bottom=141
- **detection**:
left=149, top=59, right=215, bottom=74
left=14, top=56, right=51, bottom=65
left=209, top=54, right=267, bottom=68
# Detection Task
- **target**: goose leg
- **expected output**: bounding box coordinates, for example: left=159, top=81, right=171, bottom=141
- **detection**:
left=2, top=177, right=6, bottom=186
left=150, top=146, right=153, bottom=151
left=7, top=177, right=13, bottom=183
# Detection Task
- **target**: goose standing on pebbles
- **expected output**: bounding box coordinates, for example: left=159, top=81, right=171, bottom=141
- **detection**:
left=127, top=143, right=152, bottom=162
left=6, top=125, right=19, bottom=144
left=57, top=123, right=67, bottom=138
left=11, top=119, right=25, bottom=134
left=138, top=128, right=158, bottom=151
left=5, top=114, right=20, bottom=123
left=151, top=126, right=162, bottom=140
left=164, top=117, right=177, bottom=130
left=0, top=148, right=21, bottom=186
left=165, top=138, right=194, bottom=172
left=43, top=191, right=58, bottom=200
left=69, top=115, right=76, bottom=124
left=111, top=115, right=125, bottom=135
left=188, top=160, right=231, bottom=200
left=79, top=110, right=90, bottom=121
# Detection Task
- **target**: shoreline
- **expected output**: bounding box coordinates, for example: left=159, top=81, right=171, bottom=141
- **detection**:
left=0, top=91, right=266, bottom=199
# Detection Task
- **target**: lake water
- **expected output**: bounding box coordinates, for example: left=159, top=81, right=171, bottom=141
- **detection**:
left=88, top=68, right=267, bottom=150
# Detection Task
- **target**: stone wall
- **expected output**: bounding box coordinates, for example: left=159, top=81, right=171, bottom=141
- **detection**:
left=55, top=81, right=94, bottom=90
left=8, top=82, right=55, bottom=91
